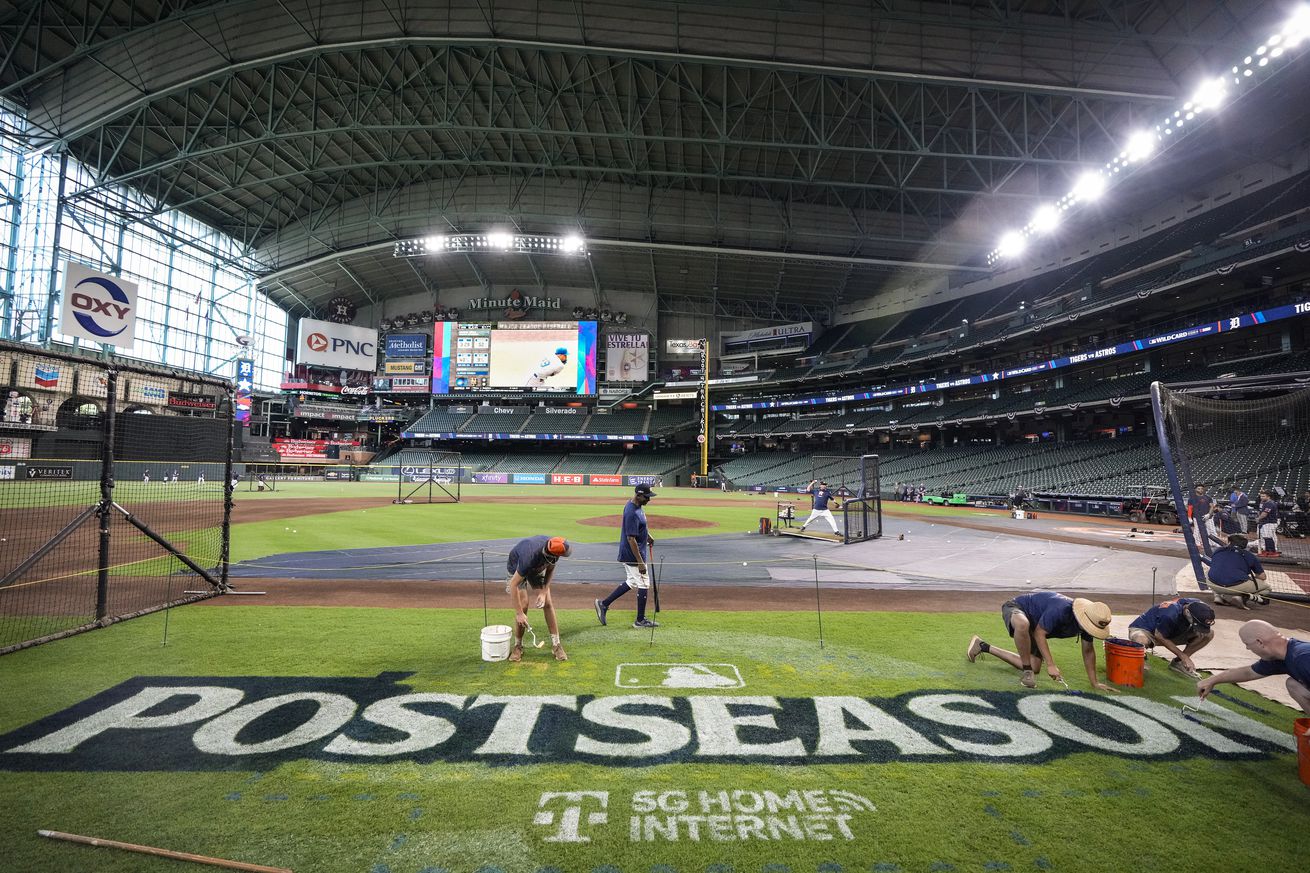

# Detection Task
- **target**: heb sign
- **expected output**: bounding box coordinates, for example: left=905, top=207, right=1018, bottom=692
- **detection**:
left=590, top=474, right=622, bottom=486
left=296, top=318, right=377, bottom=371
left=550, top=473, right=585, bottom=485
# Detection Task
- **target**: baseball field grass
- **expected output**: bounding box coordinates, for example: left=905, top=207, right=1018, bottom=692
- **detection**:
left=0, top=602, right=1304, bottom=873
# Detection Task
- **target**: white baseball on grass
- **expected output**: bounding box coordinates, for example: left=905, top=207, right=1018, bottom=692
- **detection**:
left=742, top=562, right=748, bottom=566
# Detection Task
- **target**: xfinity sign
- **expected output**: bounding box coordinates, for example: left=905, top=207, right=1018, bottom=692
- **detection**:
left=296, top=318, right=378, bottom=371
left=59, top=262, right=139, bottom=349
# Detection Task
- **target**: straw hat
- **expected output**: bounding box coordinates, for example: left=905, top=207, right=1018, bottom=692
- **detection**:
left=1072, top=598, right=1112, bottom=639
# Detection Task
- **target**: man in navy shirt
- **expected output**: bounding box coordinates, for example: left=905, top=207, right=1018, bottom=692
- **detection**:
left=1227, top=484, right=1250, bottom=534
left=1255, top=489, right=1281, bottom=557
left=1207, top=534, right=1271, bottom=608
left=505, top=534, right=572, bottom=661
left=1188, top=484, right=1215, bottom=549
left=1199, top=619, right=1310, bottom=714
left=596, top=484, right=658, bottom=628
left=1127, top=597, right=1216, bottom=678
left=798, top=479, right=841, bottom=535
left=966, top=591, right=1115, bottom=690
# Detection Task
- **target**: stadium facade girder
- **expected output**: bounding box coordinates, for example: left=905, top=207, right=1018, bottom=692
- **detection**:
left=0, top=0, right=1288, bottom=317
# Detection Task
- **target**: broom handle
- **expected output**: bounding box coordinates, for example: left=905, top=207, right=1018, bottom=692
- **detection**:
left=38, top=830, right=293, bottom=873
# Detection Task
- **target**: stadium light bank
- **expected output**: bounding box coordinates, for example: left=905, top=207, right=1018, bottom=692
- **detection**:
left=986, top=4, right=1310, bottom=266
left=394, top=232, right=588, bottom=257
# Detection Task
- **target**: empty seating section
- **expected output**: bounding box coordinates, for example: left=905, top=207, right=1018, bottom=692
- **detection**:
left=776, top=171, right=1310, bottom=382
left=382, top=449, right=464, bottom=467
left=728, top=427, right=1310, bottom=499
left=771, top=415, right=835, bottom=436
left=649, top=408, right=696, bottom=433
left=619, top=450, right=688, bottom=475
left=407, top=409, right=474, bottom=433
left=522, top=413, right=590, bottom=434
left=455, top=452, right=504, bottom=472
left=492, top=453, right=567, bottom=473
left=554, top=453, right=623, bottom=474
left=463, top=412, right=532, bottom=433
left=592, top=410, right=649, bottom=433
left=733, top=418, right=784, bottom=436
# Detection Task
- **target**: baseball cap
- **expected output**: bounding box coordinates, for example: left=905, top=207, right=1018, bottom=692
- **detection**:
left=544, top=536, right=571, bottom=558
left=555, top=347, right=569, bottom=356
left=1186, top=601, right=1216, bottom=627
left=634, top=483, right=657, bottom=497
left=1072, top=598, right=1113, bottom=640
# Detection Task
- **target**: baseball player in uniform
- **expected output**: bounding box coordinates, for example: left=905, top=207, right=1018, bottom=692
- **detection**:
left=525, top=347, right=569, bottom=388
left=505, top=535, right=572, bottom=661
left=1256, top=489, right=1281, bottom=557
left=798, top=479, right=841, bottom=535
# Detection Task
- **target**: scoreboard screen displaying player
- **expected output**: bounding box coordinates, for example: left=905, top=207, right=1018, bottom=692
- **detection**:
left=431, top=321, right=598, bottom=394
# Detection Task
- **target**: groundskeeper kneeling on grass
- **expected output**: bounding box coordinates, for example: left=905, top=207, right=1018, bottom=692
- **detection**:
left=1198, top=619, right=1310, bottom=714
left=966, top=591, right=1116, bottom=691
left=1126, top=597, right=1215, bottom=679
left=505, top=535, right=572, bottom=662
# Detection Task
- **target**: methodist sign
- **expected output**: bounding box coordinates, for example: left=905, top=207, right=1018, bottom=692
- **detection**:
left=59, top=262, right=139, bottom=349
left=296, top=318, right=378, bottom=371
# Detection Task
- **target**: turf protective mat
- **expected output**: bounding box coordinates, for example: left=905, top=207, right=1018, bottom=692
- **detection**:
left=0, top=607, right=1304, bottom=873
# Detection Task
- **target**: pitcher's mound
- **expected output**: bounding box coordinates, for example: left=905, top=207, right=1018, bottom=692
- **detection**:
left=577, top=514, right=715, bottom=530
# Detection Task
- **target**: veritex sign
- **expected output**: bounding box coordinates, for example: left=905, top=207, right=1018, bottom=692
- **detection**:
left=0, top=673, right=1291, bottom=771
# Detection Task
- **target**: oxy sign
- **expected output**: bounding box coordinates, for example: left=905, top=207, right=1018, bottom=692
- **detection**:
left=59, top=262, right=138, bottom=349
left=296, top=318, right=378, bottom=371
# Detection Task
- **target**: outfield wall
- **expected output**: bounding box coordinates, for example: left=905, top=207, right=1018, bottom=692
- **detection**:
left=358, top=468, right=662, bottom=486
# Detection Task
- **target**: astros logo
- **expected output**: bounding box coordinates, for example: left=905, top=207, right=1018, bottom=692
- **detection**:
left=306, top=333, right=329, bottom=352
left=70, top=276, right=132, bottom=338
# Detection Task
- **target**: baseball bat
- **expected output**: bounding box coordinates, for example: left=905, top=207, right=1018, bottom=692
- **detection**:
left=38, top=830, right=292, bottom=873
left=651, top=544, right=661, bottom=614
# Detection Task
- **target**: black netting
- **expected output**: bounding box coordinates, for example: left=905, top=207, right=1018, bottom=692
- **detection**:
left=1153, top=382, right=1310, bottom=599
left=1, top=349, right=232, bottom=653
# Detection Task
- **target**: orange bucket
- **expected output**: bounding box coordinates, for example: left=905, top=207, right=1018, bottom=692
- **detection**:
left=1296, top=718, right=1310, bottom=788
left=1103, top=637, right=1146, bottom=687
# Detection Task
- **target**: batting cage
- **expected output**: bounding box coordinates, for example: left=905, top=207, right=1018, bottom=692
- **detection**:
left=244, top=463, right=280, bottom=491
left=0, top=346, right=233, bottom=654
left=840, top=454, right=883, bottom=544
left=810, top=454, right=864, bottom=495
left=1152, top=379, right=1310, bottom=601
left=395, top=451, right=463, bottom=504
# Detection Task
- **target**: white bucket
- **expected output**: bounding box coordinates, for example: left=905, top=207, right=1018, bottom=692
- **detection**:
left=481, top=624, right=513, bottom=662
left=1012, top=509, right=1026, bottom=520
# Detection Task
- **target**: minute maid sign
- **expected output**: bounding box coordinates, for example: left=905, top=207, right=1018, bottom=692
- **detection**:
left=0, top=673, right=1292, bottom=772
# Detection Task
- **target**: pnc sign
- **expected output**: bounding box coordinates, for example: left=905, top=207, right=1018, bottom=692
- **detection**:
left=59, top=262, right=139, bottom=349
left=295, top=318, right=378, bottom=371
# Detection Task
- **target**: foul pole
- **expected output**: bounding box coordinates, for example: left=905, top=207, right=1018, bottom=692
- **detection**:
left=700, top=337, right=710, bottom=476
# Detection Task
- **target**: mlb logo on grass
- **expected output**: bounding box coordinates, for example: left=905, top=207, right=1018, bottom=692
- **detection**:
left=616, top=663, right=744, bottom=688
